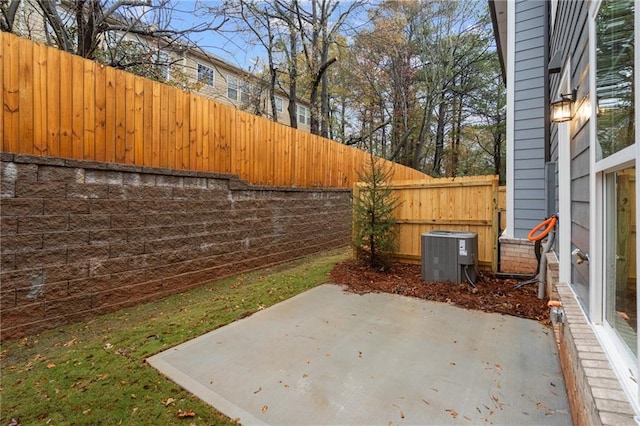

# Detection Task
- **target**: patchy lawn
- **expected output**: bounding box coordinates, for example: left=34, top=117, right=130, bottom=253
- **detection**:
left=0, top=248, right=349, bottom=426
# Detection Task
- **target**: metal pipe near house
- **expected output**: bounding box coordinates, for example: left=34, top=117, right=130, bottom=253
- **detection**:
left=515, top=214, right=558, bottom=299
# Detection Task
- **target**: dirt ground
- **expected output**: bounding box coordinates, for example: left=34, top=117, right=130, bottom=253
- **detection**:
left=330, top=259, right=550, bottom=325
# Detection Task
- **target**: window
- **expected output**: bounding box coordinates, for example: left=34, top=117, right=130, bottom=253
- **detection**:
left=157, top=51, right=170, bottom=80
left=593, top=0, right=638, bottom=402
left=595, top=0, right=635, bottom=160
left=604, top=167, right=637, bottom=357
left=197, top=64, right=214, bottom=87
left=297, top=105, right=310, bottom=125
left=227, top=75, right=238, bottom=100
left=240, top=80, right=251, bottom=105
left=275, top=97, right=283, bottom=113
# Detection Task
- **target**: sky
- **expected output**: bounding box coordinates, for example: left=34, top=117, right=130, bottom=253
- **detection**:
left=165, top=0, right=374, bottom=71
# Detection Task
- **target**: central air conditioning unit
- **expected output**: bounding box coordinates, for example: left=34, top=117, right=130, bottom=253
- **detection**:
left=421, top=231, right=478, bottom=284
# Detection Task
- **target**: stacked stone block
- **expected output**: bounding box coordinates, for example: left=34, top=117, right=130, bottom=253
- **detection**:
left=0, top=154, right=351, bottom=340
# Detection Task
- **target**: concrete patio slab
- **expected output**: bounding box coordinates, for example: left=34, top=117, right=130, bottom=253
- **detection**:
left=147, top=284, right=571, bottom=425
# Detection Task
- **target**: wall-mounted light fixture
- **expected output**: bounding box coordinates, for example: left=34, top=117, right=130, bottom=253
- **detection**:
left=551, top=89, right=577, bottom=123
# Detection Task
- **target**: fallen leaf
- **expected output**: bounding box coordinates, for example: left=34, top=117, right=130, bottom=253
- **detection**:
left=450, top=362, right=456, bottom=366
left=104, top=343, right=113, bottom=349
left=97, top=373, right=108, bottom=380
left=83, top=409, right=91, bottom=415
left=64, top=338, right=77, bottom=347
left=132, top=407, right=139, bottom=414
left=446, top=409, right=458, bottom=419
left=254, top=387, right=262, bottom=394
left=262, top=405, right=268, bottom=414
left=162, top=398, right=176, bottom=406
left=177, top=409, right=196, bottom=418
left=115, top=349, right=127, bottom=356
left=46, top=362, right=56, bottom=369
left=303, top=373, right=308, bottom=378
left=400, top=411, right=405, bottom=419
left=8, top=419, right=20, bottom=426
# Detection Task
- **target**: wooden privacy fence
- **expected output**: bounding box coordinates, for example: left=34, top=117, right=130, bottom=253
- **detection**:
left=369, top=175, right=500, bottom=271
left=1, top=32, right=428, bottom=187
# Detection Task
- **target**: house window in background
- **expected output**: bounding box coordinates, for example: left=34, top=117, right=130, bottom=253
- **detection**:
left=297, top=105, right=310, bottom=125
left=197, top=64, right=214, bottom=87
left=227, top=75, right=238, bottom=100
left=240, top=80, right=251, bottom=105
left=157, top=51, right=170, bottom=80
left=275, top=97, right=283, bottom=113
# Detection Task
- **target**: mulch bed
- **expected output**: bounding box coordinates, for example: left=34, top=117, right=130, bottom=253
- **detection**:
left=330, top=259, right=550, bottom=325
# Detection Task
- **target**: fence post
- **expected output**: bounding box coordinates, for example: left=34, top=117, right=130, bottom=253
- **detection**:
left=352, top=182, right=360, bottom=260
left=491, top=176, right=499, bottom=273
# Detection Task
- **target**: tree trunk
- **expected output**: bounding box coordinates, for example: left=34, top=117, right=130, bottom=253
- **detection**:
left=431, top=100, right=447, bottom=177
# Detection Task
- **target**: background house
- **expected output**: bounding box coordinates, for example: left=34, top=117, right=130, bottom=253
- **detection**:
left=490, top=1, right=639, bottom=424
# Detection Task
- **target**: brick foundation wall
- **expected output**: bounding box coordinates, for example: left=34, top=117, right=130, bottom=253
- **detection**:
left=545, top=253, right=637, bottom=426
left=499, top=236, right=538, bottom=274
left=0, top=154, right=352, bottom=341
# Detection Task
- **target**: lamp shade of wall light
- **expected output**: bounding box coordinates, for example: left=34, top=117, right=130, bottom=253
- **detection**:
left=551, top=91, right=576, bottom=123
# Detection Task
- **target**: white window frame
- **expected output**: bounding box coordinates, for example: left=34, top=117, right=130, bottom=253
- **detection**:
left=240, top=80, right=251, bottom=104
left=275, top=97, right=284, bottom=113
left=197, top=64, right=214, bottom=87
left=297, top=105, right=310, bottom=126
left=227, top=75, right=238, bottom=100
left=589, top=0, right=640, bottom=412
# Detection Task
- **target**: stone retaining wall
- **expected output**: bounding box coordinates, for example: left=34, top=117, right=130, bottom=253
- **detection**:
left=0, top=154, right=352, bottom=340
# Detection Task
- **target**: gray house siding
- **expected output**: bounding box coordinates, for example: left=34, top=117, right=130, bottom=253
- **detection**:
left=513, top=0, right=547, bottom=238
left=549, top=1, right=590, bottom=309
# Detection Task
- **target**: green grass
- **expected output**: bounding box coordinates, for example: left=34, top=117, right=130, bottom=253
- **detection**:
left=0, top=248, right=349, bottom=425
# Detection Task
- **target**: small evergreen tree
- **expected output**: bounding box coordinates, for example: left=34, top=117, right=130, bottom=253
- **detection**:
left=353, top=152, right=401, bottom=268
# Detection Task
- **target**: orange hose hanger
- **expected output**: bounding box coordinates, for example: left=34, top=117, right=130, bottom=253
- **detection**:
left=528, top=214, right=558, bottom=242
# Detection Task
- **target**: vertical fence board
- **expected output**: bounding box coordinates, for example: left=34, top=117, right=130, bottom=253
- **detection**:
left=181, top=92, right=191, bottom=170
left=58, top=51, right=72, bottom=158
left=32, top=43, right=48, bottom=155
left=173, top=89, right=183, bottom=169
left=200, top=97, right=209, bottom=172
left=133, top=76, right=144, bottom=166
left=0, top=34, right=4, bottom=152
left=150, top=83, right=160, bottom=167
left=166, top=86, right=176, bottom=169
left=124, top=73, right=135, bottom=164
left=114, top=69, right=126, bottom=162
left=3, top=33, right=19, bottom=152
left=82, top=59, right=96, bottom=160
left=142, top=78, right=153, bottom=166
left=71, top=48, right=85, bottom=159
left=159, top=84, right=170, bottom=168
left=46, top=46, right=60, bottom=157
left=104, top=67, right=116, bottom=163
left=188, top=94, right=197, bottom=170
left=17, top=37, right=34, bottom=154
left=94, top=64, right=107, bottom=162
